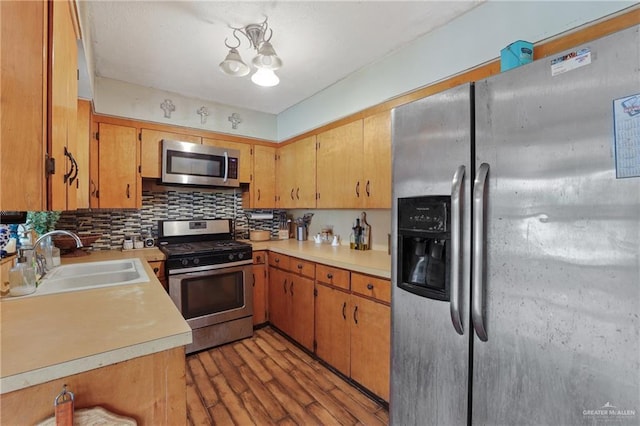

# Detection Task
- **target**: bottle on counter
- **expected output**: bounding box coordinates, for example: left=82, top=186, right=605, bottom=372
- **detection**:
left=360, top=212, right=371, bottom=251
left=9, top=251, right=37, bottom=296
left=350, top=218, right=362, bottom=250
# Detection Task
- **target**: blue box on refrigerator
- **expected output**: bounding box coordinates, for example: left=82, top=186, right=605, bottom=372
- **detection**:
left=500, top=40, right=533, bottom=71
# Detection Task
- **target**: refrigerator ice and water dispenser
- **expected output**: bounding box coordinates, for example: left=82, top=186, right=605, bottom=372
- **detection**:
left=397, top=196, right=450, bottom=301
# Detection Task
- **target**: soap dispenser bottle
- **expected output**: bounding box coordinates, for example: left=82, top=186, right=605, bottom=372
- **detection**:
left=9, top=251, right=37, bottom=296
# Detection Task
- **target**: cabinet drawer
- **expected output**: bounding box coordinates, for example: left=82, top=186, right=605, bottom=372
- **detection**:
left=351, top=273, right=390, bottom=304
left=290, top=257, right=315, bottom=279
left=148, top=261, right=165, bottom=279
left=253, top=251, right=266, bottom=264
left=268, top=253, right=290, bottom=270
left=316, top=264, right=350, bottom=290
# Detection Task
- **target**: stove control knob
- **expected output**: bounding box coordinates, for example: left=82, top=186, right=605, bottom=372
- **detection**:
left=193, top=258, right=200, bottom=265
left=181, top=259, right=189, bottom=267
left=228, top=253, right=235, bottom=261
left=238, top=252, right=244, bottom=259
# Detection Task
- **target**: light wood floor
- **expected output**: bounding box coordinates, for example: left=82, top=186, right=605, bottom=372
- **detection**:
left=186, top=326, right=389, bottom=425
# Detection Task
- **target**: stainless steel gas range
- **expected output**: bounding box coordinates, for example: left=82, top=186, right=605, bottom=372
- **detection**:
left=158, top=219, right=253, bottom=354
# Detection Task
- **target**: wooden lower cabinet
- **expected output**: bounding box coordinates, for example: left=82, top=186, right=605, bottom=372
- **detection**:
left=349, top=293, right=390, bottom=401
left=314, top=269, right=391, bottom=402
left=315, top=283, right=351, bottom=376
left=148, top=260, right=166, bottom=291
left=252, top=251, right=267, bottom=326
left=267, top=256, right=315, bottom=352
left=0, top=347, right=186, bottom=425
left=268, top=266, right=288, bottom=332
left=288, top=274, right=315, bottom=351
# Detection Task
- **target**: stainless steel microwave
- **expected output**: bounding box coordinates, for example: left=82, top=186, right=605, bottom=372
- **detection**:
left=161, top=139, right=240, bottom=187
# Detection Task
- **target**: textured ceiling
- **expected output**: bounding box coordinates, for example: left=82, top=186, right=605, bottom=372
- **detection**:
left=82, top=1, right=482, bottom=115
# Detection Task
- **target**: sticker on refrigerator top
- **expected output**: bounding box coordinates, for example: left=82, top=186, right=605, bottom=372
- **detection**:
left=613, top=93, right=640, bottom=179
left=550, top=48, right=591, bottom=76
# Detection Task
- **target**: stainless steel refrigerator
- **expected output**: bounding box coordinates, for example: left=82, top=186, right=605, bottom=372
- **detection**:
left=391, top=25, right=640, bottom=425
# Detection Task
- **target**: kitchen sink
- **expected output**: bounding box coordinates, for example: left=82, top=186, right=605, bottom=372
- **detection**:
left=19, top=258, right=149, bottom=298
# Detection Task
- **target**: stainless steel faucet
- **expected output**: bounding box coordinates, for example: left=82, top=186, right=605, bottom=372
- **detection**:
left=32, top=230, right=83, bottom=276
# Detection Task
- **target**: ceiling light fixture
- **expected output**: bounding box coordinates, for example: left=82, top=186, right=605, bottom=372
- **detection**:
left=219, top=17, right=282, bottom=87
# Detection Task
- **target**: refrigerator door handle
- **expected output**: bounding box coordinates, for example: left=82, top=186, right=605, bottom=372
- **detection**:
left=472, top=162, right=489, bottom=342
left=449, top=165, right=465, bottom=335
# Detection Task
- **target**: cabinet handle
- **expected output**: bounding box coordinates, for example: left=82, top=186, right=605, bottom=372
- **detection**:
left=327, top=273, right=333, bottom=279
left=367, top=283, right=374, bottom=290
left=63, top=147, right=75, bottom=184
left=296, top=187, right=300, bottom=200
left=68, top=151, right=79, bottom=186
left=366, top=180, right=370, bottom=197
left=90, top=179, right=97, bottom=197
left=297, top=263, right=303, bottom=270
left=153, top=267, right=159, bottom=273
left=252, top=273, right=255, bottom=287
left=283, top=279, right=287, bottom=293
left=275, top=258, right=280, bottom=263
left=256, top=255, right=261, bottom=263
left=342, top=302, right=347, bottom=320
left=355, top=181, right=360, bottom=197
left=290, top=188, right=295, bottom=200
left=257, top=189, right=261, bottom=201
left=353, top=305, right=359, bottom=324
left=126, top=184, right=131, bottom=198
left=290, top=280, right=294, bottom=296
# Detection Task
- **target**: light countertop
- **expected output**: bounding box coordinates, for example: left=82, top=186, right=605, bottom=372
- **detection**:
left=247, top=239, right=391, bottom=279
left=0, top=249, right=192, bottom=394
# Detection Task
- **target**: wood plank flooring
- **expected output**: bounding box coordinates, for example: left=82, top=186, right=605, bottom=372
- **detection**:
left=186, top=327, right=389, bottom=425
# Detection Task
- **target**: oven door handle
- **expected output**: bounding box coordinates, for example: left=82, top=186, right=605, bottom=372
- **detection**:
left=223, top=151, right=229, bottom=183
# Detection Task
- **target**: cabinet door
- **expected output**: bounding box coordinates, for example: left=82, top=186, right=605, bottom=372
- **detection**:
left=362, top=111, right=391, bottom=208
left=202, top=138, right=252, bottom=183
left=252, top=145, right=276, bottom=208
left=98, top=123, right=138, bottom=208
left=276, top=142, right=296, bottom=208
left=292, top=135, right=317, bottom=208
left=252, top=263, right=267, bottom=325
left=316, top=121, right=363, bottom=208
left=289, top=275, right=315, bottom=351
left=350, top=295, right=390, bottom=401
left=268, top=267, right=288, bottom=332
left=0, top=0, right=47, bottom=211
left=315, top=283, right=351, bottom=376
left=75, top=100, right=91, bottom=209
left=49, top=0, right=78, bottom=211
left=140, top=129, right=201, bottom=178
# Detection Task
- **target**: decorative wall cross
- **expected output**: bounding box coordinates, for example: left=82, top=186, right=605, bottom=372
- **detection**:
left=228, top=113, right=242, bottom=129
left=160, top=99, right=175, bottom=118
left=197, top=106, right=209, bottom=124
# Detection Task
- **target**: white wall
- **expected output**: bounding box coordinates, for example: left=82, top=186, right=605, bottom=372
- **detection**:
left=289, top=209, right=392, bottom=252
left=93, top=77, right=278, bottom=140
left=277, top=1, right=638, bottom=141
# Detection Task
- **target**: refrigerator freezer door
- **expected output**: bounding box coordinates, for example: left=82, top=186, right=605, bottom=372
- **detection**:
left=391, top=84, right=473, bottom=425
left=473, top=25, right=640, bottom=425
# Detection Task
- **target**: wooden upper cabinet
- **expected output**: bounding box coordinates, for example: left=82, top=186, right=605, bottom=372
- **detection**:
left=252, top=145, right=276, bottom=208
left=276, top=135, right=316, bottom=208
left=75, top=100, right=91, bottom=209
left=202, top=138, right=252, bottom=183
left=97, top=123, right=139, bottom=209
left=316, top=121, right=363, bottom=208
left=140, top=129, right=201, bottom=178
left=362, top=111, right=391, bottom=208
left=48, top=0, right=79, bottom=211
left=0, top=1, right=47, bottom=211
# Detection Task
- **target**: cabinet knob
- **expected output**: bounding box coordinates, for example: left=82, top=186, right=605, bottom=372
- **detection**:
left=275, top=258, right=280, bottom=263
left=297, top=264, right=303, bottom=269
left=153, top=267, right=159, bottom=273
left=367, top=283, right=374, bottom=290
left=327, top=273, right=333, bottom=279
left=256, top=255, right=262, bottom=262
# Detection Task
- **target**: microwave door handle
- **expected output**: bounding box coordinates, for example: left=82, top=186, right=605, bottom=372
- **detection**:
left=223, top=151, right=229, bottom=183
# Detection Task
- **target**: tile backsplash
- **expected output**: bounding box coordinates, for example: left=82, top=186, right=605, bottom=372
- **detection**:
left=56, top=190, right=280, bottom=250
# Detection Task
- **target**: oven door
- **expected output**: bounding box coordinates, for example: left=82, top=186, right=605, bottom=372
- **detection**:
left=168, top=264, right=253, bottom=329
